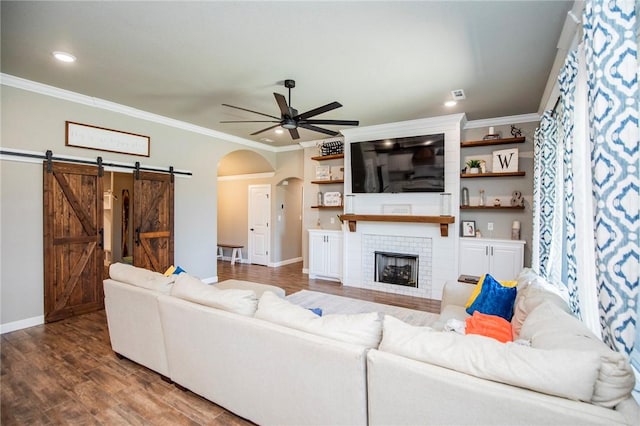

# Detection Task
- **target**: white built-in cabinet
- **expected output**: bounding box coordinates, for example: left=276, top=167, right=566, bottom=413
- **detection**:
left=459, top=238, right=525, bottom=281
left=308, top=229, right=343, bottom=282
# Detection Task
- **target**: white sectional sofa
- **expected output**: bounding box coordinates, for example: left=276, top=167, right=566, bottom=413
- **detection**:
left=104, top=263, right=639, bottom=426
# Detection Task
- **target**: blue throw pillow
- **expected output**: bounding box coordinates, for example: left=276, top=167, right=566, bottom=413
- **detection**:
left=308, top=307, right=323, bottom=316
left=465, top=273, right=517, bottom=321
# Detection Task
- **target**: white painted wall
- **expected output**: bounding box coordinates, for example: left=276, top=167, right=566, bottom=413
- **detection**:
left=0, top=83, right=280, bottom=330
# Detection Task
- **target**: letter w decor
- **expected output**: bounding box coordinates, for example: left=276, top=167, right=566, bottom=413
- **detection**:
left=492, top=148, right=519, bottom=173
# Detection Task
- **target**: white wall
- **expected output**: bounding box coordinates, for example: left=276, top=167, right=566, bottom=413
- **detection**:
left=0, top=83, right=278, bottom=329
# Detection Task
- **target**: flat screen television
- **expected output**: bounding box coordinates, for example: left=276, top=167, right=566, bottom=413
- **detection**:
left=350, top=133, right=445, bottom=193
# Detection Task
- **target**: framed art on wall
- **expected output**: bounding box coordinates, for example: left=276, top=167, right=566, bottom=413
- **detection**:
left=66, top=121, right=150, bottom=157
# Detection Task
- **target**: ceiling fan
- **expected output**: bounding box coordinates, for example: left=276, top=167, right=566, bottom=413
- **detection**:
left=221, top=79, right=359, bottom=140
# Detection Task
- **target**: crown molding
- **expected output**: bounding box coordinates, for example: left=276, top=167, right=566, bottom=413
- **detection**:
left=464, top=113, right=540, bottom=129
left=217, top=172, right=275, bottom=181
left=0, top=73, right=283, bottom=152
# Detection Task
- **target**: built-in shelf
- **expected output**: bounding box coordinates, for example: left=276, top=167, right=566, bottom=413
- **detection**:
left=311, top=153, right=344, bottom=161
left=312, top=205, right=343, bottom=209
left=460, top=205, right=525, bottom=210
left=311, top=179, right=344, bottom=184
left=461, top=171, right=526, bottom=178
left=338, top=214, right=455, bottom=237
left=460, top=137, right=526, bottom=148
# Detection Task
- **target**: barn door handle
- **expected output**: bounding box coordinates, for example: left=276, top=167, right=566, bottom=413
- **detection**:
left=98, top=228, right=104, bottom=249
left=135, top=227, right=141, bottom=246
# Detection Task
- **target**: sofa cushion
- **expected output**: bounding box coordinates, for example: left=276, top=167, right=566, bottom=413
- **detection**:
left=109, top=262, right=175, bottom=294
left=520, top=301, right=635, bottom=407
left=465, top=274, right=517, bottom=321
left=255, top=291, right=382, bottom=348
left=465, top=311, right=513, bottom=343
left=379, top=315, right=600, bottom=402
left=215, top=279, right=286, bottom=298
left=171, top=273, right=258, bottom=316
left=511, top=285, right=571, bottom=339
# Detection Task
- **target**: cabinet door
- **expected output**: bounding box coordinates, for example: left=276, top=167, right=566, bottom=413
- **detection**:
left=326, top=233, right=343, bottom=279
left=459, top=240, right=489, bottom=277
left=489, top=242, right=524, bottom=281
left=308, top=232, right=326, bottom=277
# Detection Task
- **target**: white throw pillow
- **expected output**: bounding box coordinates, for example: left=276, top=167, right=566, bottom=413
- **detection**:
left=380, top=315, right=600, bottom=402
left=171, top=273, right=257, bottom=316
left=255, top=291, right=383, bottom=348
left=520, top=301, right=635, bottom=407
left=511, top=285, right=571, bottom=339
left=109, top=262, right=175, bottom=294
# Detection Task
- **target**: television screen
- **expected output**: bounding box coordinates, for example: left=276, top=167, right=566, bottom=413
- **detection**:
left=350, top=133, right=445, bottom=193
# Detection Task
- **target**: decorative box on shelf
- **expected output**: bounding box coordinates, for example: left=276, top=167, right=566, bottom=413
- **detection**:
left=319, top=140, right=344, bottom=156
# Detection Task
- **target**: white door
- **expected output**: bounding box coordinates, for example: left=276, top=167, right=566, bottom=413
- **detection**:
left=248, top=185, right=270, bottom=266
left=308, top=231, right=325, bottom=277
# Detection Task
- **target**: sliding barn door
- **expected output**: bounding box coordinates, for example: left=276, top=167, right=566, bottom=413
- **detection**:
left=43, top=162, right=104, bottom=323
left=132, top=171, right=174, bottom=272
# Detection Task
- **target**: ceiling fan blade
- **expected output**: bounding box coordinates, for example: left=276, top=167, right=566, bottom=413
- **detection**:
left=220, top=120, right=280, bottom=123
left=298, top=123, right=339, bottom=136
left=250, top=124, right=282, bottom=136
left=222, top=103, right=280, bottom=120
left=302, top=119, right=359, bottom=126
left=273, top=93, right=290, bottom=116
left=295, top=101, right=342, bottom=120
left=288, top=128, right=300, bottom=140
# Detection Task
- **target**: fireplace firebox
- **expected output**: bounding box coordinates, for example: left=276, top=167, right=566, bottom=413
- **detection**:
left=374, top=251, right=418, bottom=287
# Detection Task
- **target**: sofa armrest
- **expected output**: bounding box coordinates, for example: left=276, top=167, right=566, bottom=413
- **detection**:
left=441, top=280, right=475, bottom=312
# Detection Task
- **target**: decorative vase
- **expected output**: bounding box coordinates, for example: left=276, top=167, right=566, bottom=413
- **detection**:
left=469, top=167, right=480, bottom=174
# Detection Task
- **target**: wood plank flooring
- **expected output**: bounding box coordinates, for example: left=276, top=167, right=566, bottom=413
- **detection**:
left=1, top=261, right=440, bottom=425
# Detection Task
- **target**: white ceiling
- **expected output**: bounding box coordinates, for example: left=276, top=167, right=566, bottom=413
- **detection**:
left=1, top=1, right=573, bottom=148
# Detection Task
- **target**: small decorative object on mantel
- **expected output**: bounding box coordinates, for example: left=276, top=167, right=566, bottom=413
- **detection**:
left=493, top=198, right=501, bottom=207
left=511, top=190, right=525, bottom=207
left=461, top=187, right=470, bottom=206
left=323, top=191, right=342, bottom=207
left=320, top=140, right=344, bottom=156
left=462, top=220, right=476, bottom=237
left=315, top=165, right=330, bottom=180
left=483, top=126, right=501, bottom=140
left=440, top=193, right=451, bottom=216
left=492, top=148, right=519, bottom=172
left=479, top=189, right=485, bottom=206
left=511, top=125, right=523, bottom=138
left=466, top=159, right=482, bottom=174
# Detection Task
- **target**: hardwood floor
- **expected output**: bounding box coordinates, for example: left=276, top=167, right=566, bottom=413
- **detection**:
left=1, top=261, right=440, bottom=425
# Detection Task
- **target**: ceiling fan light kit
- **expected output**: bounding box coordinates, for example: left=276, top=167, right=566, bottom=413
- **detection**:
left=221, top=79, right=359, bottom=140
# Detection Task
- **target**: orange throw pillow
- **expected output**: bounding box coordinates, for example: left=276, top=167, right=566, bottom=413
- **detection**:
left=465, top=311, right=513, bottom=343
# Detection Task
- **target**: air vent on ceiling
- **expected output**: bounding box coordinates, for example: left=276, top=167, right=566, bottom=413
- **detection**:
left=451, top=89, right=466, bottom=100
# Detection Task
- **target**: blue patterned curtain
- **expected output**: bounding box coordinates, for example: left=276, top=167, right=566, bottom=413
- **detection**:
left=533, top=0, right=638, bottom=358
left=584, top=0, right=639, bottom=356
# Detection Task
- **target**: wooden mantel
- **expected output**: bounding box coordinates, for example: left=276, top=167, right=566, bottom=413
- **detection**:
left=338, top=214, right=455, bottom=237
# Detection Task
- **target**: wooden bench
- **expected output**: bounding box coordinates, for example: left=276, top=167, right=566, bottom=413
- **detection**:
left=217, top=243, right=243, bottom=265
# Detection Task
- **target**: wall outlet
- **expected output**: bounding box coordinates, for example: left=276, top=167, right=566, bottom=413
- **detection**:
left=330, top=217, right=335, bottom=224
left=487, top=222, right=494, bottom=231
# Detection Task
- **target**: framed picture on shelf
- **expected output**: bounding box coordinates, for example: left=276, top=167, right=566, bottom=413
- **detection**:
left=315, top=165, right=330, bottom=180
left=462, top=220, right=476, bottom=237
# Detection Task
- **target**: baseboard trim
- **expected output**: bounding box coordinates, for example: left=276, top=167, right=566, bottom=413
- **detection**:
left=202, top=276, right=218, bottom=284
left=269, top=257, right=303, bottom=268
left=1, top=315, right=44, bottom=334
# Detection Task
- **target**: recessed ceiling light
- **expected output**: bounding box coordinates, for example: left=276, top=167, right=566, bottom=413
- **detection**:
left=275, top=128, right=284, bottom=134
left=444, top=100, right=457, bottom=107
left=52, top=51, right=76, bottom=63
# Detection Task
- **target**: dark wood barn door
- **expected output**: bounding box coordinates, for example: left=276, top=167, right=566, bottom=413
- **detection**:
left=132, top=171, right=174, bottom=272
left=43, top=162, right=104, bottom=323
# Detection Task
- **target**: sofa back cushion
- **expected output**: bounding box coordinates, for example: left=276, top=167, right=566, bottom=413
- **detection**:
left=520, top=301, right=635, bottom=407
left=379, top=315, right=600, bottom=402
left=255, top=291, right=382, bottom=348
left=171, top=273, right=257, bottom=316
left=511, top=285, right=571, bottom=339
left=109, top=262, right=175, bottom=294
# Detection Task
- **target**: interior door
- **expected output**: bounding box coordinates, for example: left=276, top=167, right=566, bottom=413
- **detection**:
left=43, top=162, right=104, bottom=322
left=248, top=184, right=270, bottom=266
left=132, top=171, right=174, bottom=272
